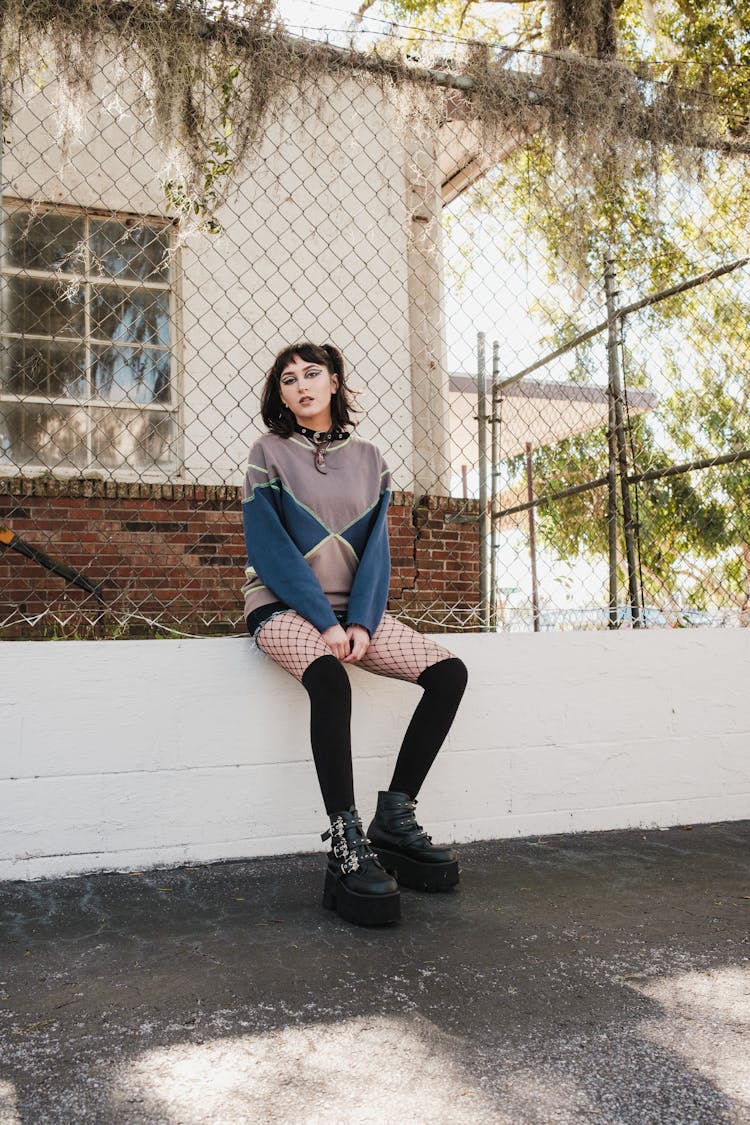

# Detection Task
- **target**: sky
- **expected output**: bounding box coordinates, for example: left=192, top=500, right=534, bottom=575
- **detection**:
left=274, top=0, right=396, bottom=46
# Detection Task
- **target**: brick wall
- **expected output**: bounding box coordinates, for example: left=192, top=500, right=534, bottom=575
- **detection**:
left=389, top=493, right=482, bottom=632
left=0, top=478, right=480, bottom=638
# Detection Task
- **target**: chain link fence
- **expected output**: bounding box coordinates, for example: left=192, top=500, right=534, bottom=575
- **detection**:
left=1, top=5, right=748, bottom=637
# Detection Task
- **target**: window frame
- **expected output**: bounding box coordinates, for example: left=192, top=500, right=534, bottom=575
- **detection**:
left=0, top=198, right=183, bottom=481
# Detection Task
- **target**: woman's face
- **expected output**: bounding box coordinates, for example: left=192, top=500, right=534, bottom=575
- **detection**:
left=279, top=355, right=338, bottom=431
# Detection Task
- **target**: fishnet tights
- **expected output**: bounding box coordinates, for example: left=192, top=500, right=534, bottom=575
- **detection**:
left=256, top=610, right=455, bottom=684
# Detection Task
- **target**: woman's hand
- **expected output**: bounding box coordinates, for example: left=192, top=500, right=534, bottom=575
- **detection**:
left=320, top=623, right=370, bottom=662
left=342, top=625, right=370, bottom=663
left=320, top=623, right=352, bottom=661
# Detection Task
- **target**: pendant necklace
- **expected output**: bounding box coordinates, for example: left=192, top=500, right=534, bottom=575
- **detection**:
left=314, top=438, right=332, bottom=474
left=294, top=423, right=348, bottom=474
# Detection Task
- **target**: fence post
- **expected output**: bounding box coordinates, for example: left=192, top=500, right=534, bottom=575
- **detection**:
left=489, top=339, right=501, bottom=631
left=604, top=252, right=642, bottom=627
left=1, top=70, right=4, bottom=284
left=477, top=331, right=490, bottom=631
left=606, top=275, right=619, bottom=629
left=525, top=442, right=540, bottom=632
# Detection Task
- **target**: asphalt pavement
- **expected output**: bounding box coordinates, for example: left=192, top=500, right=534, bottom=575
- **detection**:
left=2, top=821, right=750, bottom=1123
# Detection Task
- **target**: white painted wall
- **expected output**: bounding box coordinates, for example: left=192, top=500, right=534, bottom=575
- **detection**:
left=3, top=60, right=416, bottom=489
left=3, top=629, right=749, bottom=881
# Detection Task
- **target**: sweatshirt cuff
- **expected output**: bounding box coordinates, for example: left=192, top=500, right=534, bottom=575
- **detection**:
left=344, top=620, right=372, bottom=637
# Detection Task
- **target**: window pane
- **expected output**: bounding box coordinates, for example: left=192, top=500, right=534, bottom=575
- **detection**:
left=0, top=402, right=87, bottom=469
left=3, top=276, right=85, bottom=338
left=91, top=346, right=171, bottom=404
left=91, top=407, right=177, bottom=470
left=91, top=286, right=170, bottom=347
left=0, top=209, right=177, bottom=477
left=2, top=209, right=85, bottom=274
left=89, top=219, right=171, bottom=282
left=0, top=338, right=86, bottom=397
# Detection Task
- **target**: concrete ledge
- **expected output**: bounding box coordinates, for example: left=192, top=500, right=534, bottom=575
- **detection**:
left=3, top=630, right=750, bottom=880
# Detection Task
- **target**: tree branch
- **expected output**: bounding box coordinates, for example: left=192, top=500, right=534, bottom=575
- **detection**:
left=354, top=0, right=538, bottom=21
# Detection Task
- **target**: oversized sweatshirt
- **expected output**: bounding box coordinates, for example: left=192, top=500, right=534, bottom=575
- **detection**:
left=241, top=431, right=391, bottom=636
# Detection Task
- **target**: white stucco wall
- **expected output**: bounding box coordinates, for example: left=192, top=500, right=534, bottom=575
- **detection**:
left=3, top=629, right=749, bottom=881
left=3, top=61, right=416, bottom=488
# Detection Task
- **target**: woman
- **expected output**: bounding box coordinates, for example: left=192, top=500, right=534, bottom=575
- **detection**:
left=242, top=342, right=468, bottom=926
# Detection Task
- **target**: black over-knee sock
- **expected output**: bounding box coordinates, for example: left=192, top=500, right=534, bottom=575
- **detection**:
left=389, top=657, right=468, bottom=799
left=301, top=655, right=354, bottom=814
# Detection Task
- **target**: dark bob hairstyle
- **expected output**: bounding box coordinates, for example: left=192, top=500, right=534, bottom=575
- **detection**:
left=260, top=342, right=359, bottom=437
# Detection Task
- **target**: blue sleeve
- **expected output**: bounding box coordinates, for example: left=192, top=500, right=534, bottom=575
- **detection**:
left=345, top=487, right=391, bottom=637
left=242, top=481, right=339, bottom=635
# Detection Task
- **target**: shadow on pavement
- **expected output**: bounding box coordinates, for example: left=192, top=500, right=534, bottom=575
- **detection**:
left=2, top=821, right=750, bottom=1123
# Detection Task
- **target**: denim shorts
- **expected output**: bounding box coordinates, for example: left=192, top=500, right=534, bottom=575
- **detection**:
left=246, top=601, right=347, bottom=638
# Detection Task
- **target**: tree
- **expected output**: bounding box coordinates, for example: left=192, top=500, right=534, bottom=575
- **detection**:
left=491, top=160, right=750, bottom=622
left=354, top=0, right=750, bottom=143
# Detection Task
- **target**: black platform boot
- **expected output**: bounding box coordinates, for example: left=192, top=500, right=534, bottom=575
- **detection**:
left=367, top=790, right=459, bottom=892
left=321, top=808, right=401, bottom=926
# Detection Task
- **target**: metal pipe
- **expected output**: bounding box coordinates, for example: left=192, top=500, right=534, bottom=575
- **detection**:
left=604, top=252, right=641, bottom=627
left=477, top=332, right=490, bottom=631
left=631, top=447, right=750, bottom=484
left=525, top=443, right=540, bottom=632
left=494, top=445, right=750, bottom=520
left=489, top=340, right=500, bottom=631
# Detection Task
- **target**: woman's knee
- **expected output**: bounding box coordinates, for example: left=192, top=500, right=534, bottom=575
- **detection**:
left=417, top=656, right=468, bottom=699
left=301, top=654, right=352, bottom=700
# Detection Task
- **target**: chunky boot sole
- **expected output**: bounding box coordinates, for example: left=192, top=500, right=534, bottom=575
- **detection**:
left=322, top=868, right=401, bottom=926
left=374, top=847, right=459, bottom=892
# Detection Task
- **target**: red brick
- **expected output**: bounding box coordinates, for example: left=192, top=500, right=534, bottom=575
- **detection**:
left=2, top=479, right=481, bottom=637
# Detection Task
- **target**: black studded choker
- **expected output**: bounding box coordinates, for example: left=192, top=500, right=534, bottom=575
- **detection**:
left=294, top=423, right=349, bottom=444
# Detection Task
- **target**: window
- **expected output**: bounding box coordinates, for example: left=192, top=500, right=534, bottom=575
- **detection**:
left=0, top=202, right=178, bottom=475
